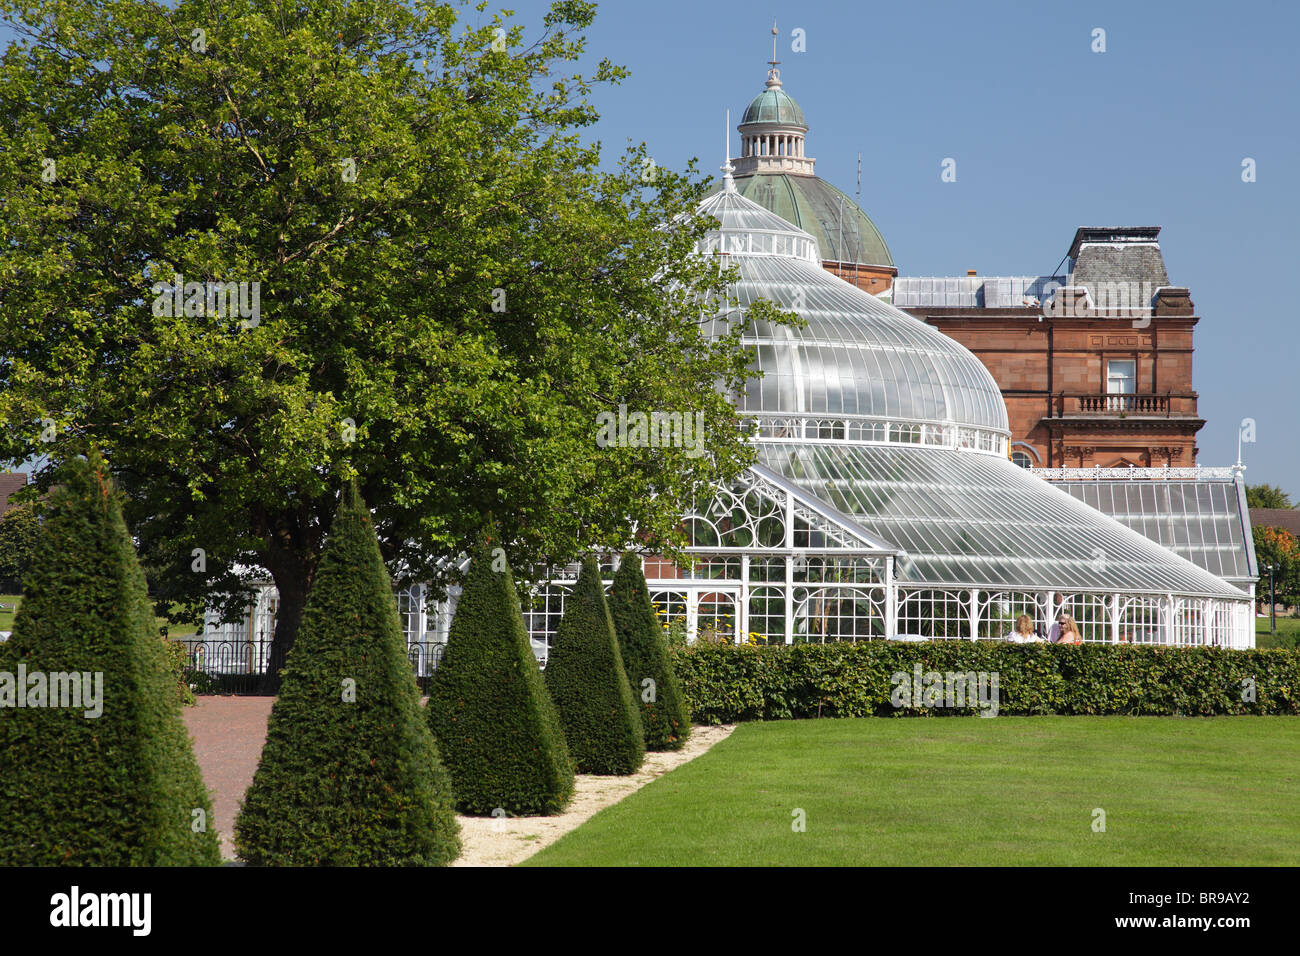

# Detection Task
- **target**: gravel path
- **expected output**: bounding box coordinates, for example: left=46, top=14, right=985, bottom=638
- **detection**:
left=182, top=695, right=734, bottom=865
left=452, top=724, right=735, bottom=867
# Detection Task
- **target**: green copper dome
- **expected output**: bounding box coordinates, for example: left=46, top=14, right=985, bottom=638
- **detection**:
left=725, top=173, right=894, bottom=268
left=740, top=87, right=806, bottom=127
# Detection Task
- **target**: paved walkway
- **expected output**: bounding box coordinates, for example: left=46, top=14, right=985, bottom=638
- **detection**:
left=183, top=696, right=274, bottom=859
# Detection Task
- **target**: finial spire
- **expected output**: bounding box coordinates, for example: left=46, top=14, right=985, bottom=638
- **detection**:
left=766, top=18, right=781, bottom=88
left=722, top=108, right=735, bottom=192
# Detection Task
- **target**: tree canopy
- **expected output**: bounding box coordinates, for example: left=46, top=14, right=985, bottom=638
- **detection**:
left=0, top=0, right=789, bottom=678
left=1247, top=485, right=1294, bottom=510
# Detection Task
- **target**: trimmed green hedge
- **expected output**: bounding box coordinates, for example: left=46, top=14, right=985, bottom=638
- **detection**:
left=236, top=486, right=460, bottom=865
left=608, top=553, right=690, bottom=751
left=671, top=642, right=1300, bottom=722
left=545, top=557, right=645, bottom=775
left=0, top=454, right=220, bottom=866
left=427, top=541, right=574, bottom=815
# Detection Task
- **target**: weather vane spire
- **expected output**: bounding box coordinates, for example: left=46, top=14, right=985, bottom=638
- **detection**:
left=766, top=18, right=781, bottom=87
left=722, top=108, right=735, bottom=191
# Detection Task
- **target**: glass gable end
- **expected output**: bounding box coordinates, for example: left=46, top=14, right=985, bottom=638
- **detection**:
left=1046, top=471, right=1257, bottom=586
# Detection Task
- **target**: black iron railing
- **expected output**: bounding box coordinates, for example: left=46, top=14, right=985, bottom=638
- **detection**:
left=180, top=636, right=449, bottom=695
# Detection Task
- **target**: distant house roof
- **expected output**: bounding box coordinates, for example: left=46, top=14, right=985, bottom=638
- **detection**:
left=0, top=473, right=27, bottom=516
left=1251, top=508, right=1300, bottom=538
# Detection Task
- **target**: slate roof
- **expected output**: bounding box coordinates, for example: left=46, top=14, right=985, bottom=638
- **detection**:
left=1068, top=226, right=1169, bottom=308
left=1251, top=508, right=1300, bottom=538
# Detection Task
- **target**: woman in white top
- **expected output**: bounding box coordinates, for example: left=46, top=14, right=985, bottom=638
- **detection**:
left=1006, top=613, right=1044, bottom=643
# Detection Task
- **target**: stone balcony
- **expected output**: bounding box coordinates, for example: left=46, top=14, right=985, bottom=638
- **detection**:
left=1050, top=392, right=1176, bottom=418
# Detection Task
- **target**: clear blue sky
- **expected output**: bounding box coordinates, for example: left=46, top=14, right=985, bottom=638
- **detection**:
left=505, top=0, right=1300, bottom=494
left=4, top=1, right=1297, bottom=495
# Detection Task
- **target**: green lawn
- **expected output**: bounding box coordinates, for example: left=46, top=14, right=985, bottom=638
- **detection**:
left=0, top=593, right=197, bottom=638
left=0, top=594, right=18, bottom=632
left=524, top=716, right=1300, bottom=866
left=1256, top=615, right=1300, bottom=649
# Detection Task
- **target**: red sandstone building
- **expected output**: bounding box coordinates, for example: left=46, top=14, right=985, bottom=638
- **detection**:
left=893, top=227, right=1202, bottom=470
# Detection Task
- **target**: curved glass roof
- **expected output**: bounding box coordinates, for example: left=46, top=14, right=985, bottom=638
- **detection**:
left=691, top=185, right=1248, bottom=604
left=756, top=442, right=1249, bottom=599
left=698, top=188, right=1008, bottom=435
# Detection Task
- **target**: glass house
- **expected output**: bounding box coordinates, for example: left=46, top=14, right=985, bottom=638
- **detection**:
left=611, top=175, right=1255, bottom=651
left=191, top=169, right=1256, bottom=685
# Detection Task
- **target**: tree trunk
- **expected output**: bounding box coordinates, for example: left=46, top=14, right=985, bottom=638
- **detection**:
left=261, top=554, right=313, bottom=695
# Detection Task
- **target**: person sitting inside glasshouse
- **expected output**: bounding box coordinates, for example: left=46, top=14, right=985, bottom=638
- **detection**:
left=1005, top=614, right=1044, bottom=643
left=1052, top=613, right=1083, bottom=645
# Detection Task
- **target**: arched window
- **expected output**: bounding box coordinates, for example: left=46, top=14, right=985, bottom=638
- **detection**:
left=1010, top=441, right=1041, bottom=468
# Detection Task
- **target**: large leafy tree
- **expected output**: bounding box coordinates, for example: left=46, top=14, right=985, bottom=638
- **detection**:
left=0, top=0, right=783, bottom=684
left=1247, top=485, right=1294, bottom=510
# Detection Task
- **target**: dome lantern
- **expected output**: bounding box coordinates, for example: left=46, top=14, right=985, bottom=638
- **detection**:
left=734, top=20, right=814, bottom=177
left=721, top=38, right=893, bottom=279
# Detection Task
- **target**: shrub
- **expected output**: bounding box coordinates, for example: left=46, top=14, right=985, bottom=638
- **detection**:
left=0, top=501, right=40, bottom=592
left=545, top=556, right=645, bottom=774
left=165, top=637, right=196, bottom=707
left=672, top=641, right=1300, bottom=723
left=426, top=540, right=574, bottom=815
left=0, top=454, right=220, bottom=865
left=608, top=553, right=690, bottom=750
left=235, top=485, right=460, bottom=865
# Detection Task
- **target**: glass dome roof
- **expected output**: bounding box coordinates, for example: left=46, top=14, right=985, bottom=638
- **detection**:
left=698, top=187, right=1009, bottom=437
left=690, top=186, right=1247, bottom=602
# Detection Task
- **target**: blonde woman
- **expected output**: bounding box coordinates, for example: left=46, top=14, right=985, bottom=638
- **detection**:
left=1006, top=614, right=1041, bottom=643
left=1055, top=613, right=1083, bottom=645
